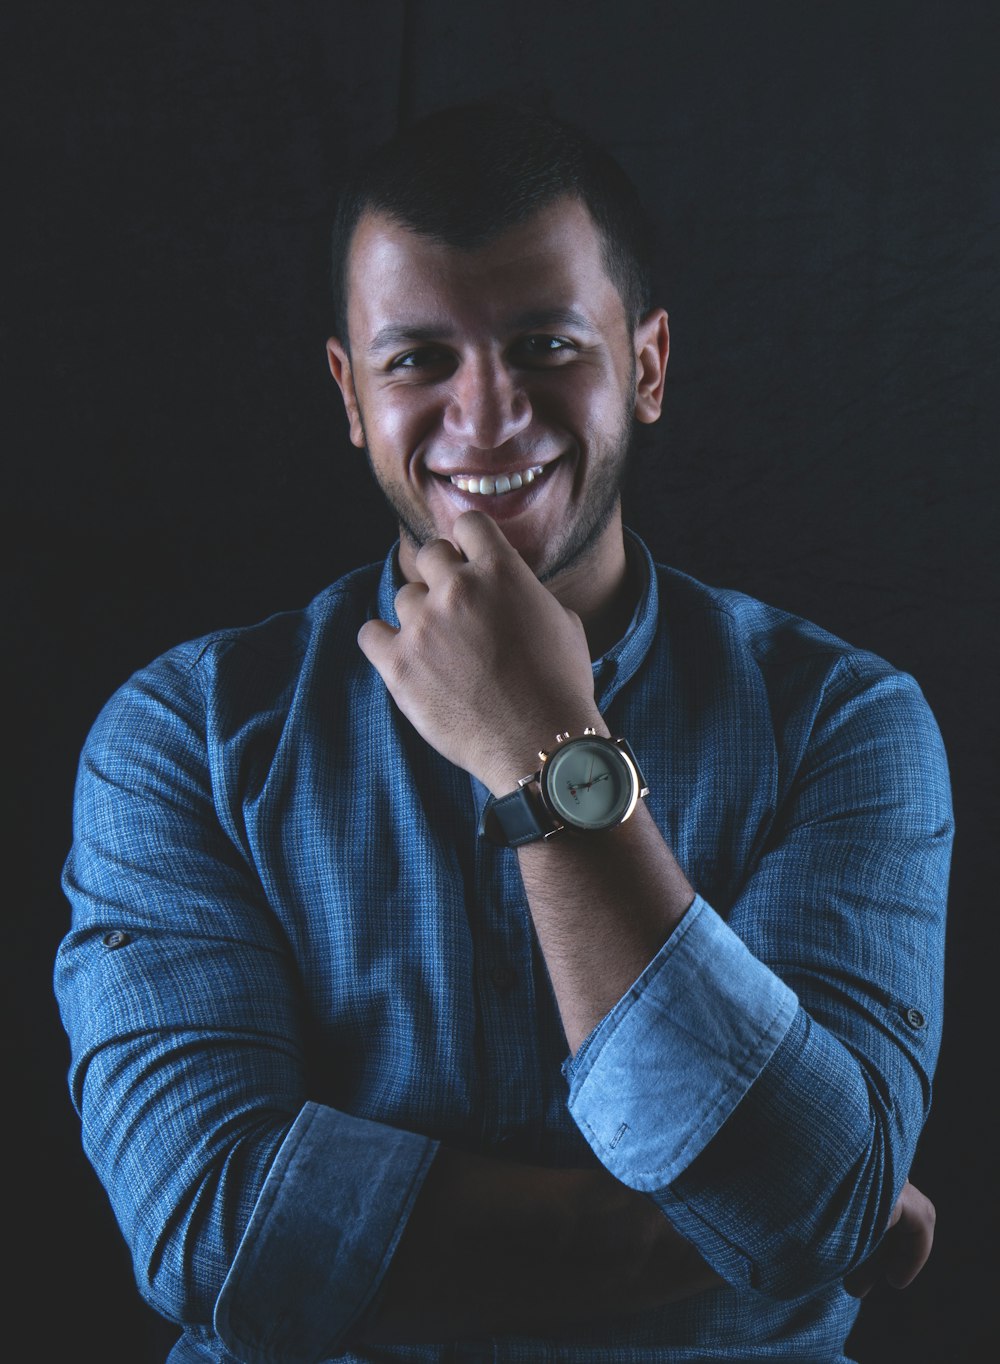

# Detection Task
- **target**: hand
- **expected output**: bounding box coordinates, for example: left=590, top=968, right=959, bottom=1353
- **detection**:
left=358, top=512, right=603, bottom=792
left=843, top=1180, right=936, bottom=1298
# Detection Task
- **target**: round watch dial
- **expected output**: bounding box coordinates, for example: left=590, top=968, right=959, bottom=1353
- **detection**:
left=542, top=737, right=638, bottom=830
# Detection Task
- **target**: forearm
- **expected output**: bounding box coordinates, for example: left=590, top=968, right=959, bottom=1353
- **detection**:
left=515, top=799, right=696, bottom=1053
left=357, top=514, right=950, bottom=1302
left=359, top=1145, right=721, bottom=1345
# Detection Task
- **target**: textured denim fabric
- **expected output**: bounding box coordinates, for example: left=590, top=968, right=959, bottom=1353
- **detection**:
left=55, top=530, right=952, bottom=1362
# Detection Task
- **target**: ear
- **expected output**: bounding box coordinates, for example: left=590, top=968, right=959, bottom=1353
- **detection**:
left=633, top=308, right=670, bottom=424
left=326, top=338, right=367, bottom=448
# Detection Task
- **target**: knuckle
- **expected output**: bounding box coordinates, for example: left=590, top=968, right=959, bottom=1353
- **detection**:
left=441, top=568, right=475, bottom=612
left=387, top=648, right=414, bottom=689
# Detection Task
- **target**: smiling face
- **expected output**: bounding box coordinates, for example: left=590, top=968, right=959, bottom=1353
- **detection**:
left=327, top=195, right=668, bottom=600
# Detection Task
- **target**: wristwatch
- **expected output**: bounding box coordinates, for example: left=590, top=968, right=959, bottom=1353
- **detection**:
left=478, top=728, right=649, bottom=847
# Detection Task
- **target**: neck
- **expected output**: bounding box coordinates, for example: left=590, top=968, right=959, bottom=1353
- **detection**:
left=546, top=527, right=635, bottom=661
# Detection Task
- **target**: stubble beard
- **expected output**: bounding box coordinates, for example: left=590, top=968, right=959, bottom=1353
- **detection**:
left=358, top=391, right=637, bottom=587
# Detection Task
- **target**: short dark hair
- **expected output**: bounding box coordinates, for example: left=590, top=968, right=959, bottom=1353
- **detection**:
left=330, top=103, right=654, bottom=345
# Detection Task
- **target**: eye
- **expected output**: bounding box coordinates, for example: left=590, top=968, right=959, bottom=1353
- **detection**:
left=512, top=335, right=578, bottom=364
left=387, top=347, right=453, bottom=373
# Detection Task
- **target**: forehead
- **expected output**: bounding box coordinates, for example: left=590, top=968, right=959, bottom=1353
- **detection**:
left=344, top=196, right=625, bottom=341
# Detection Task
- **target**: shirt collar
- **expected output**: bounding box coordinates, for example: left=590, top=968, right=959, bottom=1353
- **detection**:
left=374, top=526, right=659, bottom=714
left=592, top=527, right=659, bottom=710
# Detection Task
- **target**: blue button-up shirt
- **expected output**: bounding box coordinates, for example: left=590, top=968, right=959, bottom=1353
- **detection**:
left=55, top=531, right=952, bottom=1363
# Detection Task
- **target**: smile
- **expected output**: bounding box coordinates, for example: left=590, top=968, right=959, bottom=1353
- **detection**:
left=448, top=465, right=545, bottom=496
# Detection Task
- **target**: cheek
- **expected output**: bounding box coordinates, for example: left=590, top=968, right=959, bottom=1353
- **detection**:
left=535, top=367, right=624, bottom=437
left=365, top=388, right=436, bottom=451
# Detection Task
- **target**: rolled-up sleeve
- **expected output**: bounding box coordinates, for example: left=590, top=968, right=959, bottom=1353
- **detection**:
left=564, top=895, right=798, bottom=1186
left=54, top=651, right=438, bottom=1359
left=215, top=1104, right=437, bottom=1362
left=565, top=663, right=952, bottom=1298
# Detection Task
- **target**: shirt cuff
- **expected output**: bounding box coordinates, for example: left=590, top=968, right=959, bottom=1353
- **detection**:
left=214, top=1102, right=439, bottom=1364
left=564, top=894, right=798, bottom=1191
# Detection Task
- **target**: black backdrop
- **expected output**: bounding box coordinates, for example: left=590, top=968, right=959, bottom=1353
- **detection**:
left=9, top=3, right=998, bottom=1360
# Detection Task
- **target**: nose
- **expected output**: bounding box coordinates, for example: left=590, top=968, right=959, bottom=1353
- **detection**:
left=442, top=352, right=532, bottom=450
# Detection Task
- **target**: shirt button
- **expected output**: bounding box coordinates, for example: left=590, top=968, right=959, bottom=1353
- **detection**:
left=490, top=965, right=516, bottom=992
left=103, top=930, right=131, bottom=949
left=904, top=1006, right=926, bottom=1029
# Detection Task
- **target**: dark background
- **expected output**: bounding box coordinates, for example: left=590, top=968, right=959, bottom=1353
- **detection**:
left=9, top=2, right=998, bottom=1360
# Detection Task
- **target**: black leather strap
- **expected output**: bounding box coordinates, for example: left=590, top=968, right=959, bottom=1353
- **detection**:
left=478, top=782, right=558, bottom=846
left=479, top=735, right=648, bottom=846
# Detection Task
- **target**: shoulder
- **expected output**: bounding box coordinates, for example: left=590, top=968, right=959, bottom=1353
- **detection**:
left=649, top=562, right=948, bottom=787
left=83, top=559, right=385, bottom=761
left=652, top=561, right=911, bottom=698
left=184, top=560, right=383, bottom=699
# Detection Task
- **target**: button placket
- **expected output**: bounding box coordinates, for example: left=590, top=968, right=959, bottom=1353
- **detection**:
left=473, top=836, right=543, bottom=1147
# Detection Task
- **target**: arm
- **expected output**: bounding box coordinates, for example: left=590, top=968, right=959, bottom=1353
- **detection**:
left=358, top=515, right=699, bottom=1056
left=55, top=659, right=437, bottom=1352
left=55, top=634, right=717, bottom=1362
left=363, top=1158, right=935, bottom=1344
left=359, top=1146, right=721, bottom=1345
left=359, top=511, right=952, bottom=1300
left=512, top=801, right=693, bottom=1053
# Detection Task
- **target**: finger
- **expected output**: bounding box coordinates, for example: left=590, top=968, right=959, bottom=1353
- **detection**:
left=843, top=1251, right=884, bottom=1299
left=842, top=1182, right=936, bottom=1298
left=450, top=509, right=520, bottom=563
left=357, top=617, right=399, bottom=674
left=393, top=581, right=429, bottom=625
left=886, top=1188, right=935, bottom=1289
left=413, top=535, right=466, bottom=587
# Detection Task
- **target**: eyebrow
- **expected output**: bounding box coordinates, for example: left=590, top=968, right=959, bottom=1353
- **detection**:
left=366, top=307, right=598, bottom=356
left=508, top=307, right=598, bottom=335
left=367, top=324, right=451, bottom=355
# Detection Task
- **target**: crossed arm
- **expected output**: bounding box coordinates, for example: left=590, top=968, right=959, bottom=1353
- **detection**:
left=361, top=1147, right=720, bottom=1344
left=354, top=512, right=943, bottom=1341
left=362, top=1152, right=934, bottom=1345
left=56, top=511, right=947, bottom=1355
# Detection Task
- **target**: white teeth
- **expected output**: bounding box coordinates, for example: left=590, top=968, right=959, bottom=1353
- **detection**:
left=449, top=465, right=544, bottom=495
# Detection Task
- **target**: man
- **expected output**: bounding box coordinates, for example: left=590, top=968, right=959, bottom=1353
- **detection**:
left=56, top=105, right=949, bottom=1362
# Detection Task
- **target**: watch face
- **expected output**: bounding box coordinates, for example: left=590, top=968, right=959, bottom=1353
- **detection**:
left=542, top=737, right=639, bottom=830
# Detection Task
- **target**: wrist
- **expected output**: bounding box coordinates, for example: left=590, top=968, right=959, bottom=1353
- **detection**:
left=480, top=713, right=610, bottom=797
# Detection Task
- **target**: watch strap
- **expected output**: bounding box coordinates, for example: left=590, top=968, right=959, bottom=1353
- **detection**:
left=478, top=781, right=558, bottom=846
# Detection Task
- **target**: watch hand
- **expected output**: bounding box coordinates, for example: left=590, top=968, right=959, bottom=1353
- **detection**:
left=567, top=771, right=609, bottom=798
left=570, top=757, right=599, bottom=794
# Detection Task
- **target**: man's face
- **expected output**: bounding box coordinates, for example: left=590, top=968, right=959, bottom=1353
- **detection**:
left=327, top=195, right=667, bottom=586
